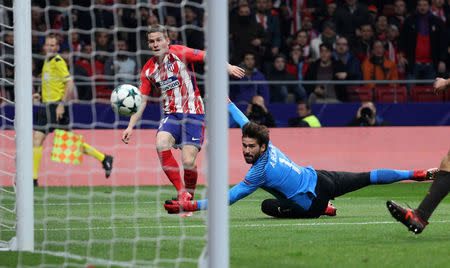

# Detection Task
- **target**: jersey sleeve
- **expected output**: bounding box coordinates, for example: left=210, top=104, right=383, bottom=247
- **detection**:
left=228, top=101, right=249, bottom=129
left=170, top=45, right=205, bottom=64
left=55, top=56, right=71, bottom=82
left=139, top=65, right=151, bottom=96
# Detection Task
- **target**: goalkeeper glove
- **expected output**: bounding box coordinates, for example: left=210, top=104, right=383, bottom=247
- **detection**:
left=164, top=200, right=199, bottom=214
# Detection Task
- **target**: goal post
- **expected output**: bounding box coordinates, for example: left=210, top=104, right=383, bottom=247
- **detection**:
left=13, top=0, right=34, bottom=251
left=205, top=0, right=230, bottom=267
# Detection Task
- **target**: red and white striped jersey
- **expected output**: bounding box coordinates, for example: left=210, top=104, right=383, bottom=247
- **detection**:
left=139, top=45, right=205, bottom=114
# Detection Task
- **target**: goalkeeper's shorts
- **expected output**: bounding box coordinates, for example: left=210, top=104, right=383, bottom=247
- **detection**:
left=34, top=103, right=71, bottom=134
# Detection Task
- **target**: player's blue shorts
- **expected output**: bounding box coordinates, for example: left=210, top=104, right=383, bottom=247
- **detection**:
left=158, top=113, right=205, bottom=149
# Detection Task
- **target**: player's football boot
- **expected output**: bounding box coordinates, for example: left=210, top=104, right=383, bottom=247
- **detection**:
left=323, top=202, right=337, bottom=216
left=412, top=168, right=439, bottom=181
left=177, top=191, right=193, bottom=217
left=386, top=200, right=428, bottom=234
left=102, top=155, right=114, bottom=178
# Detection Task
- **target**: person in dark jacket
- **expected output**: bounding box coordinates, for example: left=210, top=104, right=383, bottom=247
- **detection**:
left=398, top=0, right=447, bottom=81
left=246, top=95, right=276, bottom=127
left=266, top=55, right=306, bottom=103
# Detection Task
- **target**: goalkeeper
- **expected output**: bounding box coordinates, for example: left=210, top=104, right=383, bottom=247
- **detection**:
left=32, top=34, right=113, bottom=187
left=164, top=101, right=438, bottom=218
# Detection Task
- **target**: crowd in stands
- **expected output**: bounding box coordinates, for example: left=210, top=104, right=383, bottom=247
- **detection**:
left=1, top=0, right=450, bottom=104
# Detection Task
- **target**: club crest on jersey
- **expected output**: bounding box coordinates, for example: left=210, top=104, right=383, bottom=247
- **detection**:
left=167, top=62, right=175, bottom=72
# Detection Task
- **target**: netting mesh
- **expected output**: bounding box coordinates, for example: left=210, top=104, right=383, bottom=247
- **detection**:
left=0, top=1, right=209, bottom=266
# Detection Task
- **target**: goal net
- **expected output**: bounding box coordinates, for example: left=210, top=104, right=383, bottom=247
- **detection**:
left=0, top=1, right=229, bottom=267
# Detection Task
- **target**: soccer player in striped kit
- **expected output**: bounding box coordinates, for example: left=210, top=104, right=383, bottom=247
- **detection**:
left=122, top=25, right=245, bottom=204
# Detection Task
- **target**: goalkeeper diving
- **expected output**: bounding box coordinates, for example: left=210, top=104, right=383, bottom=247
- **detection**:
left=164, top=101, right=438, bottom=218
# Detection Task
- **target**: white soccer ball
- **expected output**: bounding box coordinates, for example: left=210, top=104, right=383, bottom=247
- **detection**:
left=110, top=84, right=142, bottom=117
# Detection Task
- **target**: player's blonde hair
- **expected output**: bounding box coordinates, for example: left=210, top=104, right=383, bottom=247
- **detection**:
left=147, top=24, right=168, bottom=38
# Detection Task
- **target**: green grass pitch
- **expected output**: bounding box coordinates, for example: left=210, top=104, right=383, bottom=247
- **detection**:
left=0, top=182, right=448, bottom=267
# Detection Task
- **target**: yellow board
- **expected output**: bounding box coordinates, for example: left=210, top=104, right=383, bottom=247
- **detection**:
left=51, top=129, right=83, bottom=164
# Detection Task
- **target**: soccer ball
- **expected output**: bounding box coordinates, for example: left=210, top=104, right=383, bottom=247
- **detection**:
left=110, top=84, right=142, bottom=117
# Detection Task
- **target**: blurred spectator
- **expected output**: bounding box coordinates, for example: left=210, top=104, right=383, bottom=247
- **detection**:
left=288, top=101, right=321, bottom=127
left=389, top=0, right=407, bottom=28
left=104, top=39, right=137, bottom=85
left=94, top=0, right=114, bottom=29
left=1, top=31, right=14, bottom=64
left=347, top=101, right=390, bottom=126
left=167, top=27, right=183, bottom=45
left=230, top=4, right=267, bottom=65
left=352, top=23, right=375, bottom=63
left=300, top=14, right=319, bottom=44
left=361, top=39, right=399, bottom=87
left=75, top=44, right=93, bottom=77
left=333, top=36, right=363, bottom=101
left=62, top=49, right=92, bottom=100
left=431, top=0, right=447, bottom=23
left=2, top=65, right=14, bottom=101
left=386, top=24, right=403, bottom=76
left=334, top=0, right=371, bottom=40
left=310, top=21, right=338, bottom=60
left=246, top=95, right=276, bottom=127
left=286, top=44, right=309, bottom=80
left=50, top=0, right=71, bottom=32
left=230, top=52, right=270, bottom=106
left=333, top=36, right=363, bottom=81
left=183, top=5, right=204, bottom=49
left=94, top=31, right=113, bottom=53
left=266, top=54, right=306, bottom=103
left=293, top=29, right=311, bottom=59
left=398, top=0, right=447, bottom=81
left=317, top=0, right=337, bottom=32
left=70, top=31, right=84, bottom=55
left=120, top=0, right=138, bottom=51
left=304, top=43, right=343, bottom=103
left=254, top=0, right=281, bottom=70
left=375, top=15, right=389, bottom=40
left=368, top=5, right=378, bottom=22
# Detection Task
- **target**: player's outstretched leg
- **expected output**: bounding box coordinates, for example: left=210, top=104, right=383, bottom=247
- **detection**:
left=369, top=168, right=438, bottom=184
left=261, top=199, right=317, bottom=218
left=82, top=142, right=113, bottom=178
left=386, top=200, right=428, bottom=234
left=157, top=149, right=184, bottom=196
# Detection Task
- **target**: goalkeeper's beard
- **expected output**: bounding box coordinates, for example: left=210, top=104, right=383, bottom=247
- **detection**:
left=244, top=152, right=262, bottom=164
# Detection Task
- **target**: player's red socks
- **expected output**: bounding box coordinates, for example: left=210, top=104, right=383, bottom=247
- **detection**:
left=158, top=150, right=183, bottom=192
left=184, top=166, right=198, bottom=199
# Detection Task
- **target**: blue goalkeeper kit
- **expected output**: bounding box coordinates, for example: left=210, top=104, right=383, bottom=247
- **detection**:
left=197, top=102, right=318, bottom=211
left=196, top=102, right=415, bottom=211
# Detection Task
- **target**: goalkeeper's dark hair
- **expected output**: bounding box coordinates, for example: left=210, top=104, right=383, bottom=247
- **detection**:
left=147, top=24, right=168, bottom=38
left=242, top=122, right=270, bottom=148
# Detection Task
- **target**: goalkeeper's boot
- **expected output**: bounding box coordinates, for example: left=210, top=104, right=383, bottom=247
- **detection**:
left=33, top=178, right=39, bottom=187
left=386, top=200, right=428, bottom=234
left=412, top=168, right=439, bottom=181
left=323, top=202, right=337, bottom=216
left=102, top=155, right=114, bottom=178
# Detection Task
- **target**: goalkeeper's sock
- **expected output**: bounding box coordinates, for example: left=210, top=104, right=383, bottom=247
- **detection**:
left=33, top=146, right=43, bottom=180
left=369, top=169, right=413, bottom=184
left=184, top=166, right=198, bottom=198
left=82, top=142, right=105, bottom=162
left=417, top=170, right=450, bottom=221
left=158, top=149, right=183, bottom=192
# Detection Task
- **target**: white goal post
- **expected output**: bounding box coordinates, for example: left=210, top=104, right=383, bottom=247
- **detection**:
left=11, top=0, right=34, bottom=251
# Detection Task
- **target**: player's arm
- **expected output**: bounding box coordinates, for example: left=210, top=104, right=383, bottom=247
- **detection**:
left=122, top=95, right=148, bottom=144
left=433, top=77, right=450, bottom=94
left=56, top=60, right=74, bottom=121
left=164, top=163, right=265, bottom=213
left=228, top=100, right=249, bottom=129
left=164, top=180, right=259, bottom=213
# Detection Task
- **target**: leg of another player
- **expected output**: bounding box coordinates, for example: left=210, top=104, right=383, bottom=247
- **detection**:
left=156, top=131, right=184, bottom=196
left=181, top=145, right=200, bottom=199
left=416, top=151, right=450, bottom=221
left=33, top=130, right=47, bottom=187
left=81, top=142, right=113, bottom=178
